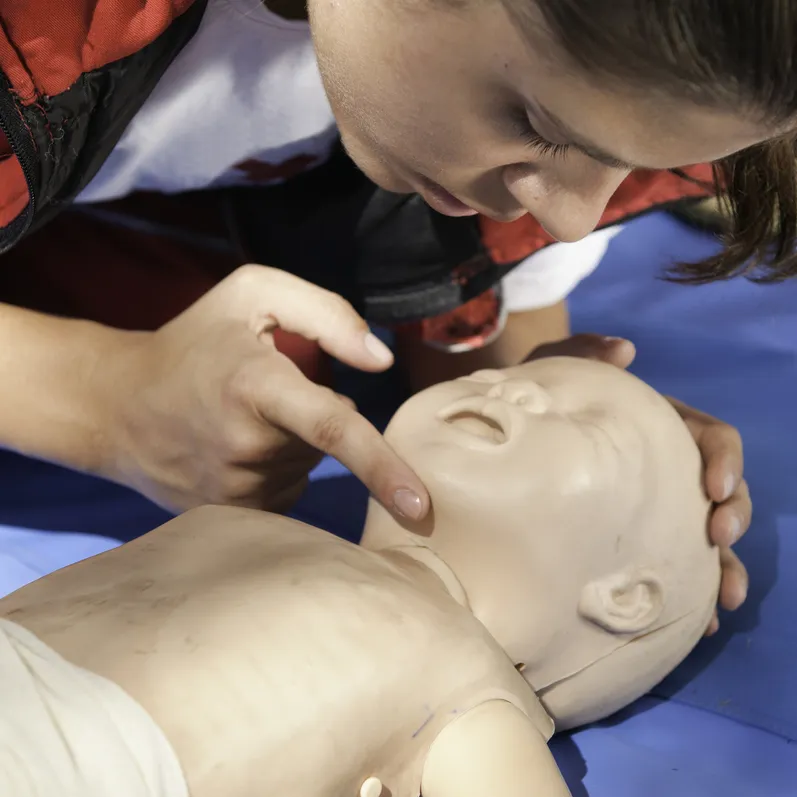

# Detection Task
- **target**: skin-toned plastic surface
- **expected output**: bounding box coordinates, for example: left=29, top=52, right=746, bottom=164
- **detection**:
left=0, top=508, right=552, bottom=797
left=0, top=357, right=719, bottom=796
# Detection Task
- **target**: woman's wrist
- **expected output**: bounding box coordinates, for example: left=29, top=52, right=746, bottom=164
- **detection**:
left=85, top=323, right=154, bottom=485
left=91, top=326, right=160, bottom=491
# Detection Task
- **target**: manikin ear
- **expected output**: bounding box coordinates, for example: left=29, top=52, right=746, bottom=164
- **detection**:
left=578, top=568, right=665, bottom=635
left=421, top=701, right=571, bottom=797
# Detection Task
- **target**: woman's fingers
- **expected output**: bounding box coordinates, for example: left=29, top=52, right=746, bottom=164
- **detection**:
left=525, top=333, right=636, bottom=369
left=252, top=364, right=429, bottom=520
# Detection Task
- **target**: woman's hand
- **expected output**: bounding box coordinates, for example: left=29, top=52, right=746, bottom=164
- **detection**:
left=666, top=396, right=750, bottom=634
left=102, top=265, right=429, bottom=520
left=525, top=333, right=751, bottom=635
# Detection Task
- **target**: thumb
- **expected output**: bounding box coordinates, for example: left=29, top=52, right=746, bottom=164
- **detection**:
left=227, top=265, right=395, bottom=373
left=526, top=333, right=636, bottom=370
left=422, top=701, right=572, bottom=797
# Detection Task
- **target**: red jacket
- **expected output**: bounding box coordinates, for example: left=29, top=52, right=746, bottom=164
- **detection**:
left=0, top=0, right=714, bottom=341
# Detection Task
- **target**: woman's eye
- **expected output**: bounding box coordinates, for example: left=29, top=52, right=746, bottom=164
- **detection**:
left=523, top=133, right=570, bottom=158
left=509, top=109, right=570, bottom=159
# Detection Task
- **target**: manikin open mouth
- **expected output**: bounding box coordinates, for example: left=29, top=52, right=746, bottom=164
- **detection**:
left=446, top=411, right=507, bottom=443
left=438, top=398, right=514, bottom=445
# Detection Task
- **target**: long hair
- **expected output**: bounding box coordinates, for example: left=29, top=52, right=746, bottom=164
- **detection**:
left=504, top=0, right=797, bottom=282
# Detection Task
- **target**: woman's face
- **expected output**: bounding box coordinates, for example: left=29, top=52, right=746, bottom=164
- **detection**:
left=308, top=0, right=778, bottom=242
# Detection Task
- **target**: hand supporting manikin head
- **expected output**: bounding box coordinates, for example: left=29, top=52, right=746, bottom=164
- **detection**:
left=361, top=356, right=720, bottom=730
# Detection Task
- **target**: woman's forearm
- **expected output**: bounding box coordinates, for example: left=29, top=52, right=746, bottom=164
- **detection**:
left=0, top=302, right=135, bottom=475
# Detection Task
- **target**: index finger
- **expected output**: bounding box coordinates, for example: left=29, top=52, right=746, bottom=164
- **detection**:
left=261, top=370, right=430, bottom=521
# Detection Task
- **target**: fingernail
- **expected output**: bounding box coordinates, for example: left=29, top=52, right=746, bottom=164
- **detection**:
left=707, top=616, right=719, bottom=635
left=732, top=585, right=748, bottom=610
left=722, top=473, right=735, bottom=502
left=729, top=515, right=742, bottom=545
left=706, top=617, right=720, bottom=636
left=364, top=332, right=393, bottom=365
left=392, top=488, right=423, bottom=521
left=739, top=580, right=748, bottom=603
left=603, top=336, right=633, bottom=353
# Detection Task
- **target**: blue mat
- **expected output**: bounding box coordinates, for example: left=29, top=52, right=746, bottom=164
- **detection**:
left=551, top=697, right=797, bottom=796
left=0, top=211, right=795, bottom=794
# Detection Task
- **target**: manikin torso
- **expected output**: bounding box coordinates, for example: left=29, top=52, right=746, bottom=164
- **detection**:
left=0, top=357, right=720, bottom=797
left=0, top=508, right=552, bottom=797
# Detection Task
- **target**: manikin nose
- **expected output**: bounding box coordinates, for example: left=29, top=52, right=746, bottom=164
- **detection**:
left=487, top=381, right=551, bottom=413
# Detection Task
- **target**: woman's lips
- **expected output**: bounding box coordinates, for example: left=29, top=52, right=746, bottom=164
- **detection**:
left=415, top=177, right=528, bottom=222
left=417, top=178, right=479, bottom=217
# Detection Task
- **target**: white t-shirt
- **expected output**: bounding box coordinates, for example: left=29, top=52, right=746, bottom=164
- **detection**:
left=78, top=0, right=338, bottom=202
left=78, top=0, right=610, bottom=311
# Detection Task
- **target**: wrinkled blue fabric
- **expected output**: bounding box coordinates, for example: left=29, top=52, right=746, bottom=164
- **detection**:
left=1, top=212, right=795, bottom=795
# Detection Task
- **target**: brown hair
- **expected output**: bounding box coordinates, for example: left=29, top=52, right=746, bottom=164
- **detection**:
left=502, top=0, right=797, bottom=282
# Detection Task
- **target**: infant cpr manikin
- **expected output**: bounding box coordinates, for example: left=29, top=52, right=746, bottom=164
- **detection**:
left=0, top=357, right=720, bottom=797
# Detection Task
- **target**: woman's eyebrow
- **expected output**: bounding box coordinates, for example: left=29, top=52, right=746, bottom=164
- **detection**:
left=536, top=104, right=640, bottom=171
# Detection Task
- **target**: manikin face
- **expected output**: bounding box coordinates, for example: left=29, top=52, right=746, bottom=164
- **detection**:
left=308, top=0, right=780, bottom=241
left=365, top=357, right=718, bottom=727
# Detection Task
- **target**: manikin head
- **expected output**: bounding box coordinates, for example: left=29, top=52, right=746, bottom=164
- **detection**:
left=361, top=357, right=719, bottom=729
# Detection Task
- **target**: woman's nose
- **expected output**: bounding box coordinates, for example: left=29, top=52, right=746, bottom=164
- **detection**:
left=503, top=158, right=630, bottom=243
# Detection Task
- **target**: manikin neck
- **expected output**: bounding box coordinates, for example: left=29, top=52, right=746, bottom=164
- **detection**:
left=362, top=501, right=470, bottom=609
left=380, top=546, right=471, bottom=609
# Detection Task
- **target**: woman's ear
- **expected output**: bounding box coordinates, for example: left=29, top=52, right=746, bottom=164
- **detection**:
left=578, top=568, right=665, bottom=635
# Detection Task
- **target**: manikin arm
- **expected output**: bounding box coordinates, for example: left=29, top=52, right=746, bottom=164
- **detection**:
left=421, top=700, right=571, bottom=797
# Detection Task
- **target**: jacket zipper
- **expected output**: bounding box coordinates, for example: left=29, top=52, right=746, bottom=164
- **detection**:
left=0, top=73, right=37, bottom=254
